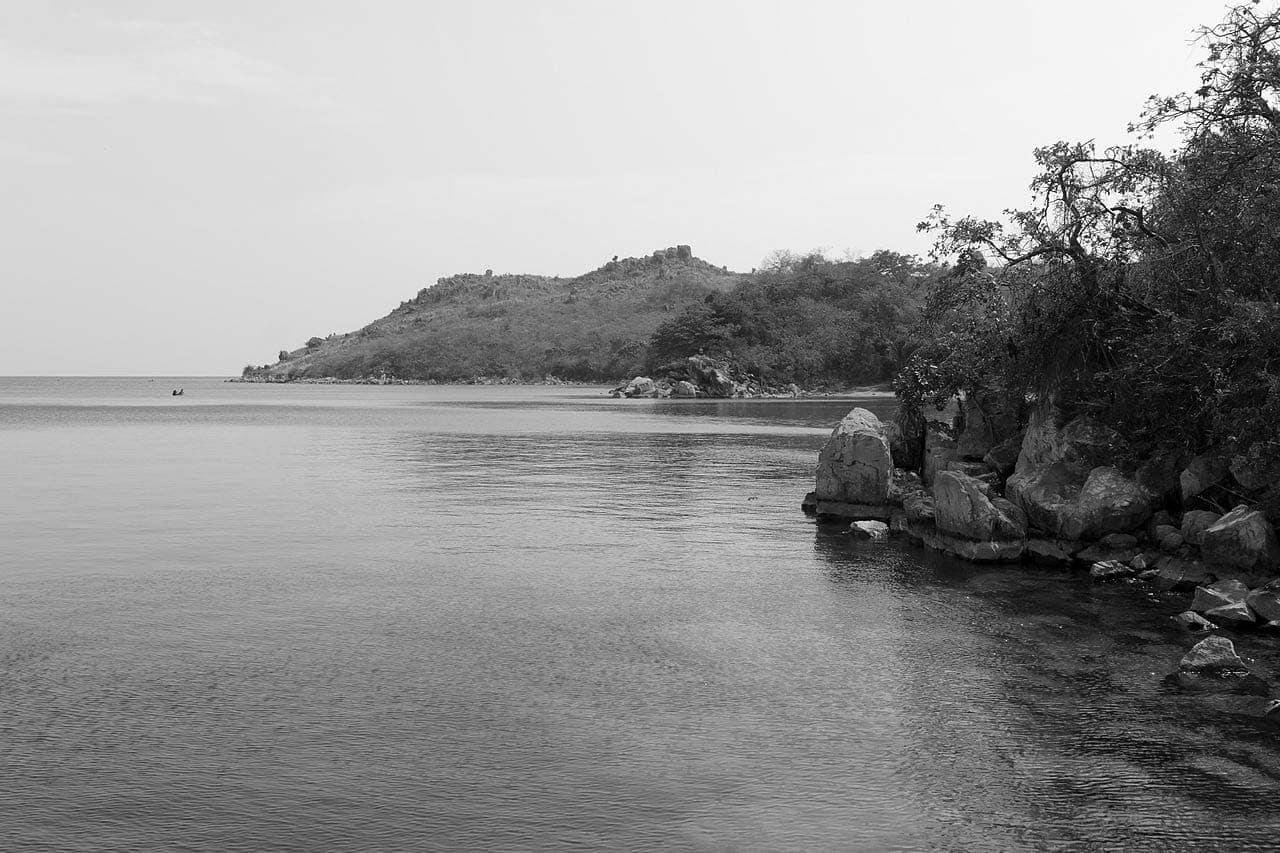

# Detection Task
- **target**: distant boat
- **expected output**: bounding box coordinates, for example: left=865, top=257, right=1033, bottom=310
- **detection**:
left=171, top=389, right=184, bottom=396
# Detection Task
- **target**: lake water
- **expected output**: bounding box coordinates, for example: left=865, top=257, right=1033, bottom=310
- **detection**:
left=3, top=377, right=1280, bottom=851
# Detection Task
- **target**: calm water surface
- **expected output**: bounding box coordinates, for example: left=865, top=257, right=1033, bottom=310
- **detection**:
left=3, top=377, right=1279, bottom=851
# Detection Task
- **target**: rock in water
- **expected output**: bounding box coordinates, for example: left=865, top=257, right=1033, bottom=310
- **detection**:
left=848, top=520, right=889, bottom=540
left=1201, top=505, right=1280, bottom=574
left=1179, top=636, right=1249, bottom=674
left=1246, top=584, right=1280, bottom=622
left=671, top=380, right=699, bottom=398
left=1190, top=579, right=1250, bottom=613
left=814, top=408, right=892, bottom=505
left=1171, top=611, right=1215, bottom=632
left=1205, top=601, right=1256, bottom=628
left=1090, top=560, right=1134, bottom=582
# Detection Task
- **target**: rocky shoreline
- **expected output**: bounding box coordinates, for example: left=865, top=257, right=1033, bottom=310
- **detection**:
left=609, top=355, right=872, bottom=400
left=803, top=402, right=1280, bottom=725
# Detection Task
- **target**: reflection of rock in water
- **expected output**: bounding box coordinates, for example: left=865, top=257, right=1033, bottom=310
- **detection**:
left=809, top=522, right=1280, bottom=846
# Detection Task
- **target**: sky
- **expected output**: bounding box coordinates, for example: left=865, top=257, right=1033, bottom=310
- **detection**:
left=0, top=0, right=1234, bottom=375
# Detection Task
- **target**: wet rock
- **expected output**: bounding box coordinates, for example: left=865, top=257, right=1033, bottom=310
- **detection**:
left=1179, top=636, right=1249, bottom=674
left=1025, top=537, right=1082, bottom=566
left=1130, top=552, right=1155, bottom=572
left=915, top=525, right=1024, bottom=562
left=1246, top=584, right=1280, bottom=622
left=889, top=511, right=909, bottom=534
left=1181, top=510, right=1222, bottom=546
left=1190, top=579, right=1250, bottom=613
left=848, top=520, right=889, bottom=540
left=1205, top=601, right=1256, bottom=628
left=933, top=470, right=1027, bottom=541
left=1201, top=505, right=1280, bottom=574
left=815, top=408, right=892, bottom=506
left=1172, top=611, right=1215, bottom=632
left=801, top=491, right=818, bottom=515
left=1077, top=543, right=1139, bottom=565
left=1149, top=556, right=1213, bottom=591
left=1090, top=560, right=1134, bottom=582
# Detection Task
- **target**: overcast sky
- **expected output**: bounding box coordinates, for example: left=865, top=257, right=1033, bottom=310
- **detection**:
left=1, top=1, right=1229, bottom=375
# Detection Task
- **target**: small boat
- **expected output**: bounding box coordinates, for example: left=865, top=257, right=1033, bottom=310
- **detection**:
left=171, top=389, right=184, bottom=396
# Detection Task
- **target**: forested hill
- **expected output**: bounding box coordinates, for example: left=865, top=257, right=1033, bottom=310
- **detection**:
left=241, top=245, right=932, bottom=385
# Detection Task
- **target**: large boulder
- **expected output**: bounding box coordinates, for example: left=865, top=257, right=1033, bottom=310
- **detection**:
left=932, top=470, right=1027, bottom=541
left=1006, top=464, right=1151, bottom=540
left=1200, top=505, right=1280, bottom=574
left=814, top=408, right=892, bottom=506
left=671, top=380, right=699, bottom=398
left=1072, top=467, right=1154, bottom=539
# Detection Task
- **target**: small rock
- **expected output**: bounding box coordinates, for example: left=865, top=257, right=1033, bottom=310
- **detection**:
left=848, top=520, right=889, bottom=541
left=1130, top=553, right=1154, bottom=572
left=1159, top=531, right=1185, bottom=553
left=1172, top=611, right=1215, bottom=632
left=1179, top=636, right=1249, bottom=674
left=1090, top=560, right=1134, bottom=582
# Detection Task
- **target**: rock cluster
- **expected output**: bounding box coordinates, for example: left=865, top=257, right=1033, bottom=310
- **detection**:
left=801, top=400, right=1280, bottom=581
left=609, top=356, right=810, bottom=400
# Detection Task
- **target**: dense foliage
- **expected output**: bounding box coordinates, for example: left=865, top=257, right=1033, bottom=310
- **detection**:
left=647, top=251, right=931, bottom=387
left=900, top=3, right=1280, bottom=472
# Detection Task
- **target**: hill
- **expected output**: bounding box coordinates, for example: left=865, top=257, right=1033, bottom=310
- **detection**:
left=241, top=245, right=742, bottom=383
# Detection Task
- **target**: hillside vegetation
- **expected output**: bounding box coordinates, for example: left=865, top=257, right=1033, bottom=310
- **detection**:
left=243, top=245, right=932, bottom=386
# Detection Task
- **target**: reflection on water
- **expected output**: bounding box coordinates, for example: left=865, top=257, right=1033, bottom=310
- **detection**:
left=1, top=378, right=1278, bottom=851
